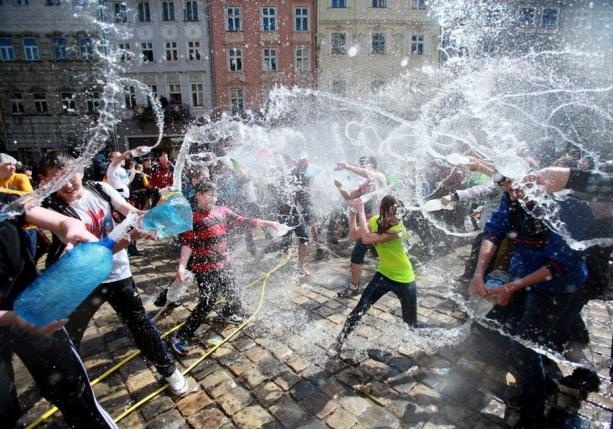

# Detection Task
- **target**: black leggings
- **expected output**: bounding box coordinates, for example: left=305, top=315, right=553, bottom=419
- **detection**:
left=0, top=326, right=116, bottom=428
left=176, top=270, right=242, bottom=341
left=336, top=272, right=418, bottom=345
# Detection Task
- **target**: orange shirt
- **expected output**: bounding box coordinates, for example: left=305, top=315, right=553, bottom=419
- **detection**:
left=0, top=173, right=33, bottom=196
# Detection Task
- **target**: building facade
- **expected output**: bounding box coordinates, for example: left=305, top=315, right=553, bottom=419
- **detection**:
left=317, top=0, right=440, bottom=99
left=209, top=0, right=317, bottom=114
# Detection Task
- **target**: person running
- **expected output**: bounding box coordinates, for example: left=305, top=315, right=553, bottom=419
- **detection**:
left=329, top=196, right=426, bottom=356
left=334, top=156, right=387, bottom=297
left=171, top=180, right=280, bottom=356
left=38, top=151, right=188, bottom=396
left=0, top=194, right=117, bottom=428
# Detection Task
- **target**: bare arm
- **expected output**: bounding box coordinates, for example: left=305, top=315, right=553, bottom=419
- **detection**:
left=489, top=266, right=552, bottom=306
left=468, top=239, right=498, bottom=298
left=110, top=150, right=133, bottom=167
left=338, top=161, right=370, bottom=179
left=176, top=245, right=193, bottom=282
left=25, top=206, right=97, bottom=246
left=348, top=206, right=360, bottom=241
left=353, top=199, right=398, bottom=245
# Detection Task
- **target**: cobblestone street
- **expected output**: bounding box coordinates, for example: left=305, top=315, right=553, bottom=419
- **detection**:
left=15, top=237, right=613, bottom=429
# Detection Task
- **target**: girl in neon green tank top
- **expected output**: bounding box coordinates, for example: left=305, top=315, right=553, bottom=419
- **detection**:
left=330, top=195, right=426, bottom=356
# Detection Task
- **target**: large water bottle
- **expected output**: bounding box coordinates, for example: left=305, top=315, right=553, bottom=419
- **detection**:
left=14, top=213, right=138, bottom=327
left=142, top=192, right=193, bottom=238
left=166, top=270, right=196, bottom=303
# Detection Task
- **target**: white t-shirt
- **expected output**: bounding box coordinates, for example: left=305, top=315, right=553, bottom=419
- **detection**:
left=69, top=182, right=131, bottom=283
left=106, top=163, right=130, bottom=198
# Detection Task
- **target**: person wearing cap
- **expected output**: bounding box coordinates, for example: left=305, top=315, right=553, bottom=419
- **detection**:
left=0, top=154, right=33, bottom=196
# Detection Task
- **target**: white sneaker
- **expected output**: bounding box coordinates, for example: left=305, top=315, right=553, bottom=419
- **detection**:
left=166, top=368, right=188, bottom=396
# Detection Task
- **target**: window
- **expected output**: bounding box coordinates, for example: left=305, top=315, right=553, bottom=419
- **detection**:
left=295, top=7, right=308, bottom=31
left=124, top=86, right=136, bottom=108
left=541, top=8, right=557, bottom=28
left=331, top=80, right=346, bottom=96
left=600, top=10, right=612, bottom=29
left=114, top=2, right=127, bottom=23
left=45, top=0, right=60, bottom=5
left=0, top=39, right=15, bottom=61
left=165, top=41, right=177, bottom=61
left=575, top=10, right=590, bottom=29
left=52, top=37, right=68, bottom=61
left=228, top=48, right=242, bottom=71
left=169, top=84, right=181, bottom=104
left=86, top=90, right=100, bottom=113
left=263, top=48, right=277, bottom=72
left=184, top=1, right=198, bottom=21
left=371, top=79, right=385, bottom=93
left=146, top=84, right=158, bottom=107
left=372, top=0, right=386, bottom=8
left=230, top=88, right=243, bottom=114
left=191, top=83, right=203, bottom=107
left=15, top=0, right=29, bottom=5
left=80, top=35, right=94, bottom=59
left=162, top=2, right=175, bottom=21
left=411, top=0, right=426, bottom=10
left=519, top=7, right=535, bottom=26
left=33, top=93, right=48, bottom=113
left=61, top=92, right=76, bottom=113
left=262, top=7, right=276, bottom=31
left=226, top=7, right=241, bottom=31
left=372, top=33, right=385, bottom=54
left=295, top=47, right=309, bottom=72
left=10, top=93, right=24, bottom=114
left=331, top=32, right=346, bottom=55
left=141, top=42, right=153, bottom=62
left=188, top=41, right=201, bottom=60
left=411, top=34, right=424, bottom=54
left=330, top=0, right=346, bottom=8
left=23, top=38, right=39, bottom=61
left=118, top=42, right=132, bottom=62
left=485, top=7, right=502, bottom=27
left=138, top=2, right=151, bottom=22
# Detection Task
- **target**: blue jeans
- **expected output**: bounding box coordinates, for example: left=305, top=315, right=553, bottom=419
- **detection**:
left=337, top=272, right=417, bottom=345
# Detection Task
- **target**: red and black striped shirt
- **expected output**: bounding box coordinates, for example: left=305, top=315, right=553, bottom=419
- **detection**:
left=179, top=206, right=257, bottom=273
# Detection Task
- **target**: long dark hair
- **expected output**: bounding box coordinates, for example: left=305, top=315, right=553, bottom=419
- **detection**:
left=376, top=195, right=402, bottom=233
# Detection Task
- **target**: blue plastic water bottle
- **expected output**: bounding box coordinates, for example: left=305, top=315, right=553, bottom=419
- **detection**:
left=142, top=192, right=193, bottom=238
left=14, top=237, right=116, bottom=327
left=484, top=270, right=512, bottom=291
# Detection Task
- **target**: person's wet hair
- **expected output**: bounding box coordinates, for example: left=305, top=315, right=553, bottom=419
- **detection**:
left=38, top=150, right=75, bottom=177
left=194, top=180, right=217, bottom=194
left=377, top=195, right=402, bottom=233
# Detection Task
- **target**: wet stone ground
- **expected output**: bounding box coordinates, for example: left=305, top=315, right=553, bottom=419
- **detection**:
left=15, top=235, right=613, bottom=429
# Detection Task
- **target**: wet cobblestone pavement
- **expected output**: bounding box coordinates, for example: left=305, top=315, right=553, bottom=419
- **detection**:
left=15, top=237, right=613, bottom=428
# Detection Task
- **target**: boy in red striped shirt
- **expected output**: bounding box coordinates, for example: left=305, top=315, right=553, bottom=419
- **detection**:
left=171, top=180, right=280, bottom=355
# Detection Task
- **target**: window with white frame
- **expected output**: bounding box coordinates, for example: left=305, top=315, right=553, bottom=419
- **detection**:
left=15, top=0, right=30, bottom=5
left=169, top=84, right=181, bottom=103
left=52, top=37, right=68, bottom=61
left=191, top=83, right=203, bottom=107
left=263, top=48, right=277, bottom=72
left=165, top=41, right=178, bottom=61
left=86, top=90, right=100, bottom=113
left=262, top=7, right=277, bottom=31
left=541, top=8, right=558, bottom=28
left=146, top=84, right=158, bottom=107
left=485, top=6, right=502, bottom=27
left=124, top=85, right=136, bottom=108
left=226, top=7, right=241, bottom=31
left=331, top=32, right=346, bottom=55
left=372, top=32, right=385, bottom=54
left=114, top=2, right=127, bottom=23
left=23, top=38, right=39, bottom=61
left=184, top=1, right=198, bottom=21
left=330, top=0, right=346, bottom=8
left=141, top=42, right=153, bottom=62
left=10, top=93, right=24, bottom=114
left=61, top=91, right=76, bottom=113
left=228, top=48, right=242, bottom=71
left=188, top=41, right=201, bottom=60
left=372, top=0, right=386, bottom=8
left=45, top=0, right=60, bottom=5
left=519, top=7, right=535, bottom=26
left=118, top=42, right=132, bottom=62
left=230, top=88, right=243, bottom=114
left=331, top=80, right=346, bottom=96
left=411, top=0, right=426, bottom=10
left=138, top=2, right=151, bottom=22
left=575, top=10, right=590, bottom=28
left=33, top=92, right=48, bottom=113
left=80, top=35, right=94, bottom=59
left=294, top=46, right=309, bottom=72
left=162, top=1, right=175, bottom=21
left=295, top=7, right=308, bottom=31
left=0, top=38, right=15, bottom=61
left=411, top=34, right=424, bottom=54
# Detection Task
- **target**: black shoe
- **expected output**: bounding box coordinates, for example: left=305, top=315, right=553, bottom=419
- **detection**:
left=154, top=288, right=168, bottom=307
left=560, top=368, right=600, bottom=397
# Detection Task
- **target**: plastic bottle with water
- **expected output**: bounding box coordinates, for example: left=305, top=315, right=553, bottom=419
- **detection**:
left=142, top=191, right=193, bottom=238
left=130, top=146, right=152, bottom=158
left=166, top=270, right=195, bottom=303
left=484, top=270, right=512, bottom=291
left=14, top=213, right=137, bottom=327
left=468, top=270, right=511, bottom=319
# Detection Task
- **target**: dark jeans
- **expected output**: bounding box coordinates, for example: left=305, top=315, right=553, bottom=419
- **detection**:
left=65, top=277, right=176, bottom=378
left=176, top=270, right=242, bottom=341
left=0, top=326, right=116, bottom=429
left=350, top=238, right=374, bottom=265
left=336, top=272, right=418, bottom=345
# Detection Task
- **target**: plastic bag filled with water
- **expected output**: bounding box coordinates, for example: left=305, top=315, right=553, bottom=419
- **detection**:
left=142, top=192, right=193, bottom=239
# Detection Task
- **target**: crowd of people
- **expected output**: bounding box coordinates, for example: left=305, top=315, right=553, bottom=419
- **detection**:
left=0, top=143, right=611, bottom=429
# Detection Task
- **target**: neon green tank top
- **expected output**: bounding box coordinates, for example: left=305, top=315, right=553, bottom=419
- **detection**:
left=368, top=215, right=415, bottom=283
